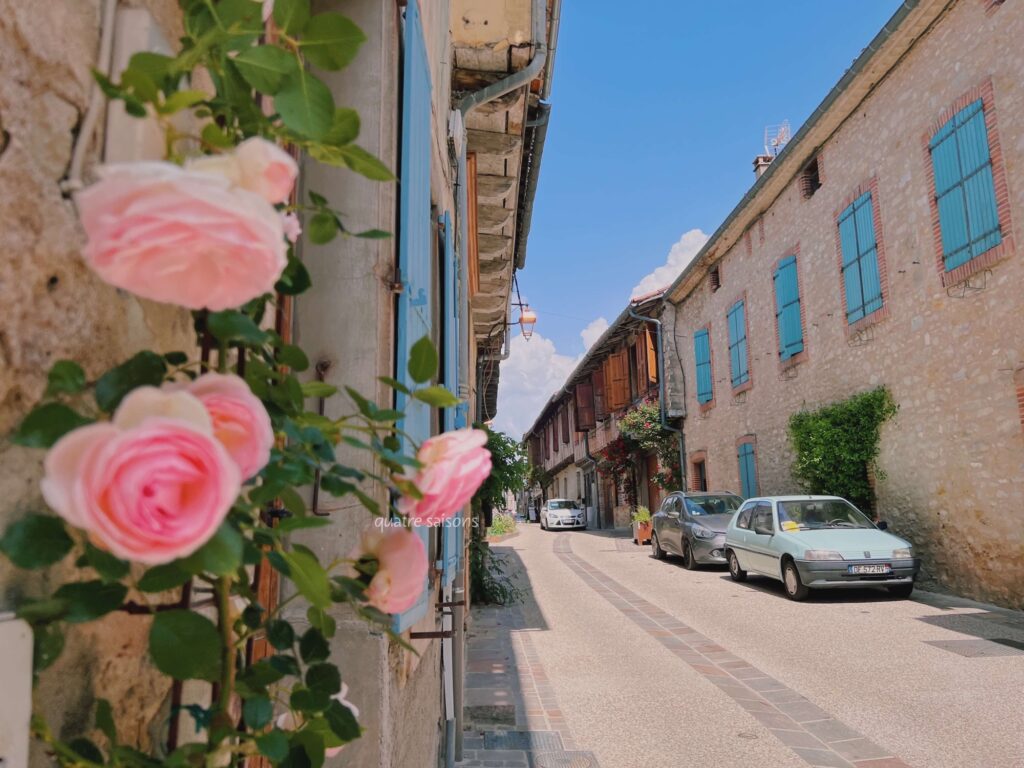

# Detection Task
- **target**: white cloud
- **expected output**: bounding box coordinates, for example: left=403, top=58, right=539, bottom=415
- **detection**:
left=492, top=332, right=580, bottom=440
left=580, top=317, right=609, bottom=351
left=630, top=228, right=709, bottom=298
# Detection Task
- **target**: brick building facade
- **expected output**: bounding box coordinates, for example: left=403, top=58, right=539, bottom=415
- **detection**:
left=663, top=0, right=1024, bottom=608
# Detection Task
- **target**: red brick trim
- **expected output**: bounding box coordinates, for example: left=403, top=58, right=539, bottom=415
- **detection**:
left=921, top=77, right=1015, bottom=289
left=697, top=321, right=717, bottom=415
left=757, top=217, right=765, bottom=246
left=744, top=230, right=753, bottom=258
left=735, top=434, right=757, bottom=449
left=689, top=450, right=708, bottom=492
left=1014, top=368, right=1024, bottom=430
left=728, top=290, right=753, bottom=396
left=833, top=176, right=892, bottom=337
left=770, top=244, right=809, bottom=373
left=985, top=0, right=1006, bottom=16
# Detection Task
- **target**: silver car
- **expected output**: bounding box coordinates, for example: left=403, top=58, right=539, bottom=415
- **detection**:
left=651, top=492, right=744, bottom=568
left=540, top=498, right=586, bottom=531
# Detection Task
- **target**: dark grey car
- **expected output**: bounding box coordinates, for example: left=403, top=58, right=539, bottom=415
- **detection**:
left=651, top=492, right=744, bottom=569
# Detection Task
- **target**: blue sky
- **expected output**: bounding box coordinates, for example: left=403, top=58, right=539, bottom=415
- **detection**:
left=494, top=0, right=904, bottom=438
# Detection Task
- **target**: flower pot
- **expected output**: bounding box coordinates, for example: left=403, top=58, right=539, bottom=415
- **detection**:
left=632, top=520, right=652, bottom=545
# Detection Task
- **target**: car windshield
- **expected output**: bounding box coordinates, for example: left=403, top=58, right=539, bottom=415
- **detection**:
left=684, top=496, right=741, bottom=516
left=777, top=499, right=875, bottom=530
left=548, top=500, right=578, bottom=510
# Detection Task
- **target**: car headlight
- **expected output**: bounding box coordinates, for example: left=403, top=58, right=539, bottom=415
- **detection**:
left=692, top=525, right=716, bottom=539
left=804, top=550, right=844, bottom=561
left=892, top=547, right=912, bottom=559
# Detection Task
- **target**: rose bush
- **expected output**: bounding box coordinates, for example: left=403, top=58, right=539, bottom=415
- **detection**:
left=398, top=428, right=493, bottom=525
left=353, top=526, right=429, bottom=614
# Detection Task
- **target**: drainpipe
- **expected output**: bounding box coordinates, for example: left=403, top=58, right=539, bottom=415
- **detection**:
left=627, top=307, right=687, bottom=492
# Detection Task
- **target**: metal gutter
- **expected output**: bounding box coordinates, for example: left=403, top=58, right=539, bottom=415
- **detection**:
left=663, top=0, right=923, bottom=305
left=514, top=101, right=550, bottom=269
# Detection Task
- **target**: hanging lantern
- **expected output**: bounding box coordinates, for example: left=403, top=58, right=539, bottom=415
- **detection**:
left=519, top=305, right=537, bottom=340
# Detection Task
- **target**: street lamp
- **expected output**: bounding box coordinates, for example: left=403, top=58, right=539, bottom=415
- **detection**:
left=518, top=305, right=537, bottom=340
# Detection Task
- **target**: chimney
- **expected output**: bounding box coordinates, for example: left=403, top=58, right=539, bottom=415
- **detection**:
left=753, top=154, right=773, bottom=179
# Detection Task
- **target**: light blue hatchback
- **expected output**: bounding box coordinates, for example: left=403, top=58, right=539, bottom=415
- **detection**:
left=724, top=496, right=921, bottom=600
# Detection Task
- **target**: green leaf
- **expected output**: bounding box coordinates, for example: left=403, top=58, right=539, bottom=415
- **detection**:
left=324, top=698, right=361, bottom=741
left=159, top=89, right=207, bottom=114
left=243, top=696, right=274, bottom=729
left=275, top=69, right=334, bottom=140
left=257, top=730, right=290, bottom=762
left=273, top=0, right=310, bottom=34
left=337, top=144, right=394, bottom=181
left=95, top=351, right=167, bottom=412
left=17, top=598, right=68, bottom=623
left=96, top=698, right=117, bottom=745
left=299, top=13, right=365, bottom=71
left=33, top=624, right=65, bottom=671
left=308, top=191, right=328, bottom=206
left=278, top=486, right=306, bottom=517
left=121, top=67, right=159, bottom=103
left=290, top=686, right=329, bottom=714
left=289, top=730, right=325, bottom=768
left=276, top=255, right=312, bottom=296
left=127, top=52, right=174, bottom=87
left=413, top=385, right=460, bottom=408
left=353, top=228, right=391, bottom=239
left=408, top=336, right=438, bottom=383
left=267, top=619, right=295, bottom=650
left=138, top=563, right=191, bottom=593
left=68, top=738, right=105, bottom=764
left=53, top=581, right=128, bottom=623
left=0, top=515, right=73, bottom=568
left=308, top=212, right=338, bottom=244
left=149, top=610, right=221, bottom=681
left=306, top=607, right=336, bottom=638
left=378, top=376, right=411, bottom=395
left=12, top=402, right=93, bottom=448
left=46, top=360, right=87, bottom=396
left=181, top=523, right=243, bottom=576
left=278, top=344, right=310, bottom=371
left=299, top=627, right=330, bottom=663
left=85, top=542, right=130, bottom=582
left=282, top=548, right=331, bottom=609
left=276, top=516, right=331, bottom=534
left=164, top=351, right=189, bottom=366
left=201, top=122, right=236, bottom=149
left=233, top=45, right=298, bottom=95
left=305, top=662, right=340, bottom=697
left=301, top=381, right=337, bottom=398
left=217, top=0, right=263, bottom=28
left=207, top=310, right=270, bottom=345
left=269, top=654, right=301, bottom=677
left=323, top=107, right=359, bottom=146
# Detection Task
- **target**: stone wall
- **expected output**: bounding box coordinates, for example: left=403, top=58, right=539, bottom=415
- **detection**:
left=669, top=0, right=1024, bottom=608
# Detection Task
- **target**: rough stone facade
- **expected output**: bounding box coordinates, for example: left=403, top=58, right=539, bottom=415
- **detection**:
left=668, top=0, right=1024, bottom=608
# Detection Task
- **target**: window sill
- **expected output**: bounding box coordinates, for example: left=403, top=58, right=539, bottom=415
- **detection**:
left=778, top=349, right=808, bottom=373
left=940, top=237, right=1014, bottom=288
left=845, top=305, right=890, bottom=338
left=698, top=398, right=716, bottom=415
left=731, top=380, right=753, bottom=397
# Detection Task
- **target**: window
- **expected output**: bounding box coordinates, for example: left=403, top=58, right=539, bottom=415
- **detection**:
left=773, top=256, right=803, bottom=361
left=800, top=157, right=821, bottom=198
left=691, top=458, right=707, bottom=492
left=561, top=406, right=570, bottom=444
left=727, top=300, right=750, bottom=388
left=693, top=328, right=713, bottom=404
left=709, top=266, right=721, bottom=292
left=736, top=504, right=754, bottom=530
left=838, top=192, right=884, bottom=324
left=752, top=504, right=774, bottom=534
left=929, top=98, right=1002, bottom=272
left=737, top=441, right=758, bottom=499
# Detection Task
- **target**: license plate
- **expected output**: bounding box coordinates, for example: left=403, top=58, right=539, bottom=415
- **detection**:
left=848, top=563, right=892, bottom=575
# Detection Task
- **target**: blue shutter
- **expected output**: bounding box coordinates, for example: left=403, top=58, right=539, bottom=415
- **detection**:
left=393, top=0, right=433, bottom=633
left=930, top=99, right=1001, bottom=272
left=737, top=443, right=757, bottom=499
left=727, top=301, right=749, bottom=388
left=838, top=193, right=883, bottom=323
left=773, top=256, right=803, bottom=360
left=693, top=329, right=713, bottom=404
left=440, top=211, right=461, bottom=585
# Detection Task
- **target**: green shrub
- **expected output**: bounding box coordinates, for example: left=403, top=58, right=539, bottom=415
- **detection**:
left=488, top=512, right=516, bottom=537
left=631, top=505, right=652, bottom=523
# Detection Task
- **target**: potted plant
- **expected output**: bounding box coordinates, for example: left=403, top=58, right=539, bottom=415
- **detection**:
left=632, top=505, right=653, bottom=545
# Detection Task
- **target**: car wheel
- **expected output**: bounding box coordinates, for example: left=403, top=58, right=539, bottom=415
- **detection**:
left=651, top=533, right=666, bottom=560
left=782, top=560, right=809, bottom=601
left=887, top=583, right=914, bottom=599
left=540, top=516, right=547, bottom=531
left=728, top=550, right=747, bottom=582
left=681, top=539, right=697, bottom=570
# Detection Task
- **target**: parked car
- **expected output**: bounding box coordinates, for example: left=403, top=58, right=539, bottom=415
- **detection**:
left=540, top=498, right=586, bottom=531
left=724, top=495, right=921, bottom=600
left=651, top=491, right=743, bottom=568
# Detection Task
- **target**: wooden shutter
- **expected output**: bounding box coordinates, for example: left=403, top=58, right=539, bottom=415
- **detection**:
left=635, top=333, right=649, bottom=393
left=544, top=426, right=550, bottom=459
left=561, top=406, right=570, bottom=443
left=738, top=442, right=758, bottom=498
left=607, top=348, right=629, bottom=411
left=552, top=412, right=559, bottom=447
left=440, top=211, right=461, bottom=585
left=646, top=327, right=658, bottom=384
left=393, top=0, right=432, bottom=633
left=592, top=370, right=607, bottom=420
left=575, top=382, right=596, bottom=431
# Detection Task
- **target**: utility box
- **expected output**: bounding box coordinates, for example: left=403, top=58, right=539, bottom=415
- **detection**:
left=0, top=617, right=33, bottom=768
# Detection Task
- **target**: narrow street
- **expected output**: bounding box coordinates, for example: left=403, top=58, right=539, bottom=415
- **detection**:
left=460, top=525, right=1024, bottom=768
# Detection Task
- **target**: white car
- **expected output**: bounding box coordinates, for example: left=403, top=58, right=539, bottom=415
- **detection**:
left=540, top=498, right=586, bottom=531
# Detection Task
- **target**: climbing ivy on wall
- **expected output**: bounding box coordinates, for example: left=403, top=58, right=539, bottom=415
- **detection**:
left=787, top=387, right=897, bottom=511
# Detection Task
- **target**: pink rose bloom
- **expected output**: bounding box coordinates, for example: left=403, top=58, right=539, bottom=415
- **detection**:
left=397, top=428, right=492, bottom=526
left=40, top=388, right=240, bottom=564
left=276, top=685, right=360, bottom=756
left=188, top=137, right=297, bottom=205
left=353, top=526, right=427, bottom=614
left=77, top=162, right=286, bottom=311
left=181, top=373, right=274, bottom=481
left=281, top=212, right=302, bottom=243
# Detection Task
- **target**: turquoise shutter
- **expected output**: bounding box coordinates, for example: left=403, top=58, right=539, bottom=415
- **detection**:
left=930, top=99, right=1001, bottom=271
left=838, top=192, right=882, bottom=323
left=440, top=211, right=461, bottom=585
left=393, top=0, right=433, bottom=633
left=693, top=329, right=713, bottom=404
left=773, top=256, right=803, bottom=360
left=838, top=207, right=864, bottom=323
left=727, top=301, right=749, bottom=387
left=737, top=443, right=757, bottom=498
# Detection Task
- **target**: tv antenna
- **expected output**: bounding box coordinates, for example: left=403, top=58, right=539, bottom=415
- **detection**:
left=764, top=121, right=791, bottom=157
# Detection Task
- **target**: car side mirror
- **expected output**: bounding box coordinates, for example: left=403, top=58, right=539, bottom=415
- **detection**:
left=876, top=520, right=889, bottom=531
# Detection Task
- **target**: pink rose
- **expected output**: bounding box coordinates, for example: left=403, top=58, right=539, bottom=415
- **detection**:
left=180, top=373, right=274, bottom=481
left=40, top=387, right=240, bottom=564
left=276, top=685, right=360, bottom=756
left=187, top=138, right=297, bottom=205
left=281, top=212, right=302, bottom=243
left=353, top=527, right=427, bottom=614
left=77, top=162, right=286, bottom=311
left=397, top=428, right=492, bottom=526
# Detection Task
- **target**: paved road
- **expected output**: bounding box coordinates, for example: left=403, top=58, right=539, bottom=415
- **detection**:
left=460, top=524, right=1024, bottom=768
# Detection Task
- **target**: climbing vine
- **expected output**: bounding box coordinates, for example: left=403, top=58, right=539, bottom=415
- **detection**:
left=617, top=399, right=682, bottom=491
left=596, top=435, right=637, bottom=508
left=788, top=387, right=897, bottom=511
